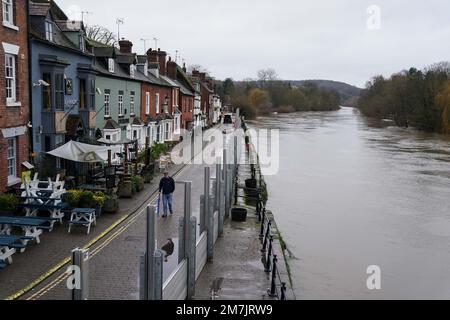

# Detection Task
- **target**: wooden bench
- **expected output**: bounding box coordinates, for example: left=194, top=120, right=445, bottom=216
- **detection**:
left=19, top=203, right=65, bottom=229
left=69, top=208, right=97, bottom=235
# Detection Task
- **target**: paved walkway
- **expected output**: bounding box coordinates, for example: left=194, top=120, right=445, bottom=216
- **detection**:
left=3, top=128, right=217, bottom=300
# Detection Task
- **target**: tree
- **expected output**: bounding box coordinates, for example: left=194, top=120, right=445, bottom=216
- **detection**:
left=86, top=25, right=116, bottom=46
left=436, top=80, right=450, bottom=133
left=257, top=68, right=278, bottom=87
left=249, top=88, right=272, bottom=114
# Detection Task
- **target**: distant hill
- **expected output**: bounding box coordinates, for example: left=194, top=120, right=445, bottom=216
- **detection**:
left=288, top=80, right=362, bottom=105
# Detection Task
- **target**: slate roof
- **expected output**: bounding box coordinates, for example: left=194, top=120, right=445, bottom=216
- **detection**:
left=131, top=117, right=144, bottom=126
left=29, top=2, right=50, bottom=16
left=104, top=119, right=121, bottom=130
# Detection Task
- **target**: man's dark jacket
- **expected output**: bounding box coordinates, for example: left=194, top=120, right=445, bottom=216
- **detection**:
left=159, top=177, right=175, bottom=195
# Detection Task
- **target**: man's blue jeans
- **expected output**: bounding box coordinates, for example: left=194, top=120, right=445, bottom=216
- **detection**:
left=162, top=193, right=173, bottom=216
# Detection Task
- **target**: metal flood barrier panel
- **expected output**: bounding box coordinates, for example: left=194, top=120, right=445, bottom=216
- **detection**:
left=196, top=232, right=208, bottom=281
left=214, top=211, right=219, bottom=244
left=163, top=260, right=188, bottom=300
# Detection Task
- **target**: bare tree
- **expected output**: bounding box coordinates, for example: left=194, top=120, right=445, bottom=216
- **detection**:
left=257, top=68, right=279, bottom=83
left=86, top=25, right=116, bottom=46
left=188, top=64, right=209, bottom=74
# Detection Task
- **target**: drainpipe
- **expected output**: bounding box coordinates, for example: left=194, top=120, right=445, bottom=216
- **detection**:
left=26, top=1, right=34, bottom=166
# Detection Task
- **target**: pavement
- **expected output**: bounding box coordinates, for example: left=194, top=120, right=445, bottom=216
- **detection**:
left=1, top=128, right=218, bottom=300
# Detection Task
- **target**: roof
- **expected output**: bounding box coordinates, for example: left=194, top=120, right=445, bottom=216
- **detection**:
left=29, top=2, right=50, bottom=16
left=156, top=113, right=174, bottom=122
left=173, top=79, right=194, bottom=96
left=104, top=119, right=120, bottom=130
left=131, top=117, right=144, bottom=126
left=55, top=20, right=84, bottom=32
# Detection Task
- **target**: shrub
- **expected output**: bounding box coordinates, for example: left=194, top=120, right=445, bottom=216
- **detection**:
left=151, top=143, right=168, bottom=161
left=132, top=175, right=145, bottom=193
left=0, top=193, right=19, bottom=212
left=63, top=190, right=105, bottom=208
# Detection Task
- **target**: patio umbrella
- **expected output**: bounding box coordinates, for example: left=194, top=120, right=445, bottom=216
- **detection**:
left=47, top=140, right=114, bottom=163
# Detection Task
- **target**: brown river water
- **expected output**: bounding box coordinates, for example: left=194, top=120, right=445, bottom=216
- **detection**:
left=248, top=107, right=450, bottom=299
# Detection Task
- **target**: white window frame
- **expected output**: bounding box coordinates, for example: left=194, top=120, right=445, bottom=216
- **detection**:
left=2, top=0, right=17, bottom=30
left=145, top=92, right=150, bottom=115
left=104, top=93, right=111, bottom=117
left=130, top=93, right=135, bottom=115
left=118, top=93, right=124, bottom=116
left=108, top=58, right=115, bottom=73
left=7, top=137, right=17, bottom=184
left=130, top=65, right=135, bottom=77
left=45, top=20, right=54, bottom=42
left=155, top=93, right=160, bottom=114
left=5, top=53, right=16, bottom=104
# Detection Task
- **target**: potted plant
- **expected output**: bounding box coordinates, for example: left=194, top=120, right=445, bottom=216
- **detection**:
left=132, top=175, right=145, bottom=193
left=0, top=193, right=19, bottom=216
left=93, top=192, right=106, bottom=216
left=103, top=193, right=119, bottom=213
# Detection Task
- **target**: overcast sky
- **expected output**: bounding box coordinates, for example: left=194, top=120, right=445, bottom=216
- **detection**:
left=57, top=0, right=450, bottom=88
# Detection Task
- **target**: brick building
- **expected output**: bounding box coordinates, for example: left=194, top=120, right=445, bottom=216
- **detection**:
left=0, top=0, right=30, bottom=191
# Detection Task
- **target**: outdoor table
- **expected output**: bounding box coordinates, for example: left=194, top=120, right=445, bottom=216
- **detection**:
left=0, top=216, right=52, bottom=251
left=19, top=202, right=65, bottom=228
left=68, top=208, right=97, bottom=235
left=0, top=235, right=27, bottom=266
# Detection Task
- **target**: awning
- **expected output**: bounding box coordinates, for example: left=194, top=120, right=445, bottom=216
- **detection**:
left=47, top=140, right=119, bottom=163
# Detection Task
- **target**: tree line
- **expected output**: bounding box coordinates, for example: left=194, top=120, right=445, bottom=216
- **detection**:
left=357, top=62, right=450, bottom=134
left=216, top=69, right=341, bottom=119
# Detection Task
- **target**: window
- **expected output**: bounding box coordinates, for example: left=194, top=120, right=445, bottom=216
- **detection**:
left=130, top=65, right=135, bottom=77
left=108, top=58, right=115, bottom=73
left=42, top=73, right=52, bottom=110
left=7, top=137, right=16, bottom=182
left=104, top=92, right=111, bottom=117
left=5, top=53, right=16, bottom=103
left=55, top=74, right=64, bottom=110
left=165, top=123, right=170, bottom=141
left=89, top=78, right=95, bottom=110
left=155, top=93, right=160, bottom=114
left=2, top=0, right=13, bottom=25
left=79, top=33, right=85, bottom=51
left=130, top=92, right=135, bottom=115
left=118, top=91, right=124, bottom=116
left=45, top=21, right=54, bottom=42
left=79, top=79, right=86, bottom=109
left=145, top=92, right=150, bottom=115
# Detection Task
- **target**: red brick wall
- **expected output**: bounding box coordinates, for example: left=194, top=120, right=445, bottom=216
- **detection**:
left=0, top=0, right=30, bottom=191
left=140, top=83, right=173, bottom=120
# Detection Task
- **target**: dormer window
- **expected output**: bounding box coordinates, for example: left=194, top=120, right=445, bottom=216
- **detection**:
left=130, top=65, right=135, bottom=77
left=79, top=33, right=85, bottom=51
left=144, top=62, right=148, bottom=76
left=45, top=21, right=54, bottom=42
left=108, top=58, right=115, bottom=73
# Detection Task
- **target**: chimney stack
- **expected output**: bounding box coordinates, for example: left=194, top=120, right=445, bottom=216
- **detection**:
left=157, top=48, right=167, bottom=76
left=199, top=72, right=206, bottom=82
left=167, top=57, right=177, bottom=79
left=119, top=39, right=133, bottom=54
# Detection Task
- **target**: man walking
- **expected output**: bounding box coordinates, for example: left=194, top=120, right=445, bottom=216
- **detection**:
left=159, top=171, right=176, bottom=218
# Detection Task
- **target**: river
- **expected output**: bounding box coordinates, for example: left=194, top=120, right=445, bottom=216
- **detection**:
left=248, top=107, right=450, bottom=300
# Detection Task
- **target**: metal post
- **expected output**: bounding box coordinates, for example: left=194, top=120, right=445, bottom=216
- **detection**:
left=187, top=216, right=197, bottom=299
left=200, top=195, right=205, bottom=234
left=184, top=182, right=192, bottom=261
left=215, top=162, right=221, bottom=211
left=218, top=174, right=225, bottom=236
left=261, top=220, right=272, bottom=253
left=207, top=194, right=214, bottom=261
left=153, top=250, right=164, bottom=300
left=268, top=255, right=278, bottom=298
left=139, top=252, right=147, bottom=300
left=203, top=167, right=210, bottom=232
left=223, top=149, right=229, bottom=218
left=265, top=236, right=274, bottom=273
left=71, top=248, right=89, bottom=300
left=259, top=208, right=266, bottom=239
left=178, top=217, right=185, bottom=263
left=146, top=205, right=157, bottom=300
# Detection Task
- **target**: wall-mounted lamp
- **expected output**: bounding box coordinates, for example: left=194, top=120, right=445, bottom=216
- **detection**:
left=33, top=80, right=50, bottom=87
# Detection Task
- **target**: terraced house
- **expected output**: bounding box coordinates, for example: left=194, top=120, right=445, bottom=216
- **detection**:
left=0, top=0, right=30, bottom=191
left=29, top=0, right=97, bottom=177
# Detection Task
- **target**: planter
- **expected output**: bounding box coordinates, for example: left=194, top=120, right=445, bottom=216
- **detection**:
left=103, top=196, right=119, bottom=213
left=245, top=178, right=257, bottom=189
left=231, top=207, right=248, bottom=222
left=118, top=181, right=133, bottom=198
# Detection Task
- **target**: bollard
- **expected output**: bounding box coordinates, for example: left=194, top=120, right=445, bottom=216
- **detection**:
left=187, top=216, right=197, bottom=299
left=153, top=250, right=164, bottom=300
left=268, top=255, right=278, bottom=298
left=261, top=220, right=272, bottom=253
left=223, top=149, right=229, bottom=218
left=200, top=195, right=206, bottom=234
left=218, top=174, right=225, bottom=236
left=203, top=167, right=210, bottom=231
left=146, top=205, right=157, bottom=300
left=71, top=248, right=89, bottom=300
left=178, top=217, right=185, bottom=263
left=265, top=236, right=274, bottom=273
left=139, top=252, right=147, bottom=300
left=215, top=162, right=221, bottom=211
left=207, top=195, right=215, bottom=261
left=259, top=208, right=266, bottom=240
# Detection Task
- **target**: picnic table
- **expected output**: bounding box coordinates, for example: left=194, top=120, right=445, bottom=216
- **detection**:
left=69, top=208, right=97, bottom=235
left=19, top=201, right=65, bottom=229
left=0, top=235, right=31, bottom=268
left=0, top=216, right=53, bottom=251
